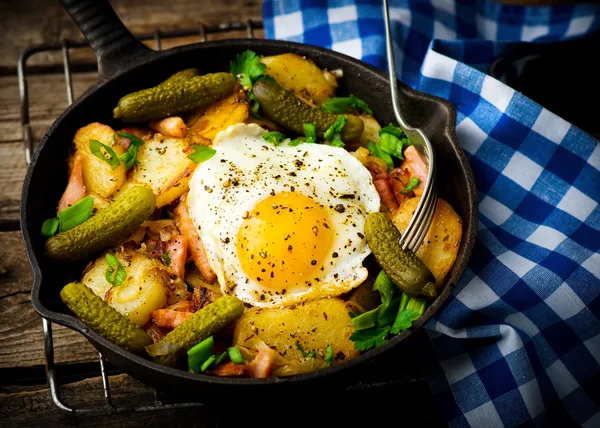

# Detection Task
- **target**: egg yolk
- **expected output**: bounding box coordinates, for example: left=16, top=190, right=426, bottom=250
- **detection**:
left=237, top=192, right=334, bottom=291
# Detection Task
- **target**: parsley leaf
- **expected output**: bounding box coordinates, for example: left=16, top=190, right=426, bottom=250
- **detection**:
left=295, top=342, right=316, bottom=359
left=390, top=309, right=421, bottom=334
left=230, top=50, right=266, bottom=90
left=350, top=326, right=391, bottom=351
left=321, top=94, right=373, bottom=116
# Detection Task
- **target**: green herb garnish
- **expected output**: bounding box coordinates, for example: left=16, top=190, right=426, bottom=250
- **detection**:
left=201, top=355, right=216, bottom=372
left=324, top=116, right=346, bottom=142
left=401, top=177, right=421, bottom=194
left=295, top=342, right=316, bottom=359
left=58, top=196, right=94, bottom=231
left=89, top=139, right=121, bottom=170
left=325, top=344, right=334, bottom=367
left=230, top=50, right=266, bottom=90
left=303, top=123, right=317, bottom=143
left=162, top=251, right=171, bottom=266
left=187, top=144, right=216, bottom=163
left=214, top=351, right=228, bottom=366
left=228, top=346, right=245, bottom=364
left=350, top=307, right=380, bottom=330
left=379, top=123, right=407, bottom=139
left=41, top=217, right=60, bottom=238
left=263, top=131, right=285, bottom=146
left=390, top=294, right=427, bottom=334
left=188, top=336, right=214, bottom=374
left=288, top=137, right=305, bottom=147
left=105, top=253, right=127, bottom=287
left=117, top=132, right=145, bottom=171
left=367, top=140, right=394, bottom=169
left=349, top=326, right=391, bottom=351
left=379, top=132, right=405, bottom=160
left=321, top=94, right=373, bottom=116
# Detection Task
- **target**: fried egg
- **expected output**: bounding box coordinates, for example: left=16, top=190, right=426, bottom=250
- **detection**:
left=187, top=123, right=380, bottom=307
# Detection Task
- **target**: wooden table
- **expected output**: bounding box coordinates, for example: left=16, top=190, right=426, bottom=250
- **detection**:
left=0, top=1, right=448, bottom=426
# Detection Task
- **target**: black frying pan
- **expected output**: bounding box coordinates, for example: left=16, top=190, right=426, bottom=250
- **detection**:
left=21, top=0, right=477, bottom=400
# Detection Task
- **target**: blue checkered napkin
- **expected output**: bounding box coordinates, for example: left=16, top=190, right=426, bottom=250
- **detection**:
left=263, top=1, right=600, bottom=427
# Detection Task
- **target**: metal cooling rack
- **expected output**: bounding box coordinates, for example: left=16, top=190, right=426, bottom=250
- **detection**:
left=18, top=20, right=262, bottom=415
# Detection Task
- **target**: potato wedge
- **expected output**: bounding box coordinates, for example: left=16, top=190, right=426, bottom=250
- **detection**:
left=392, top=197, right=463, bottom=287
left=129, top=135, right=197, bottom=208
left=260, top=53, right=337, bottom=106
left=71, top=122, right=126, bottom=198
left=186, top=86, right=248, bottom=144
left=233, top=298, right=359, bottom=367
left=81, top=248, right=170, bottom=326
left=358, top=114, right=382, bottom=147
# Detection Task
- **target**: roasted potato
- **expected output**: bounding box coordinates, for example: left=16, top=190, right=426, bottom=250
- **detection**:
left=358, top=114, right=382, bottom=148
left=392, top=197, right=463, bottom=287
left=81, top=248, right=170, bottom=326
left=186, top=86, right=249, bottom=144
left=70, top=122, right=126, bottom=198
left=128, top=135, right=197, bottom=208
left=260, top=53, right=337, bottom=106
left=232, top=298, right=359, bottom=367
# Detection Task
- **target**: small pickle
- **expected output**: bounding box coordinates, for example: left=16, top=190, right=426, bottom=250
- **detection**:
left=146, top=296, right=244, bottom=367
left=60, top=282, right=152, bottom=353
left=252, top=79, right=363, bottom=141
left=364, top=212, right=437, bottom=299
left=45, top=185, right=156, bottom=263
left=157, top=68, right=199, bottom=88
left=113, top=72, right=236, bottom=123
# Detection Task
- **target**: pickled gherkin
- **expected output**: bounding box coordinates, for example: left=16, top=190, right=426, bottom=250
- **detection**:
left=60, top=282, right=152, bottom=353
left=146, top=296, right=244, bottom=367
left=113, top=72, right=236, bottom=123
left=157, top=68, right=199, bottom=88
left=364, top=212, right=437, bottom=299
left=252, top=78, right=363, bottom=142
left=45, top=185, right=156, bottom=263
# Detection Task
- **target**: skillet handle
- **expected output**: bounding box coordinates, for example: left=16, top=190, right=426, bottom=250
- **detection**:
left=59, top=0, right=156, bottom=82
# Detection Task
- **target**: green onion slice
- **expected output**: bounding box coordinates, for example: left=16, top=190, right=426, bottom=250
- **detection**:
left=187, top=145, right=216, bottom=163
left=325, top=344, right=334, bottom=367
left=201, top=355, right=216, bottom=372
left=105, top=253, right=127, bottom=287
left=263, top=131, right=285, bottom=146
left=188, top=336, right=214, bottom=373
left=162, top=251, right=171, bottom=266
left=324, top=116, right=346, bottom=141
left=57, top=196, right=94, bottom=231
left=367, top=140, right=394, bottom=169
left=41, top=217, right=60, bottom=238
left=401, top=177, right=421, bottom=194
left=228, top=346, right=245, bottom=364
left=303, top=123, right=317, bottom=143
left=117, top=132, right=145, bottom=171
left=89, top=139, right=121, bottom=170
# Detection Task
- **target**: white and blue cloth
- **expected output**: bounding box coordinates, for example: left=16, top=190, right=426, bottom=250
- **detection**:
left=264, top=1, right=600, bottom=426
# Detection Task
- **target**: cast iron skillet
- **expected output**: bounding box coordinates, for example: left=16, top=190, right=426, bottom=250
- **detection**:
left=21, top=0, right=477, bottom=400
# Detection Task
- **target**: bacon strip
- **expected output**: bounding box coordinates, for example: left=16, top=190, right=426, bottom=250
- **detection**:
left=249, top=346, right=277, bottom=379
left=58, top=154, right=86, bottom=212
left=388, top=167, right=413, bottom=207
left=165, top=235, right=188, bottom=278
left=149, top=117, right=188, bottom=138
left=167, top=300, right=195, bottom=312
left=401, top=145, right=427, bottom=196
left=374, top=179, right=399, bottom=213
left=208, top=361, right=247, bottom=377
left=174, top=197, right=217, bottom=283
left=150, top=309, right=194, bottom=329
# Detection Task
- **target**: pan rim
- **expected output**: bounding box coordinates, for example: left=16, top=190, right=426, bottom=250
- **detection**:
left=23, top=37, right=478, bottom=387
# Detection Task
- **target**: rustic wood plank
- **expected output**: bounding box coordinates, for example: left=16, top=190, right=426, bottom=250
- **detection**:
left=0, top=231, right=98, bottom=369
left=2, top=0, right=262, bottom=72
left=0, top=144, right=26, bottom=226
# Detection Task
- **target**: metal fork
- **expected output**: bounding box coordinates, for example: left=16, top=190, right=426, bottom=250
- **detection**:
left=383, top=0, right=438, bottom=252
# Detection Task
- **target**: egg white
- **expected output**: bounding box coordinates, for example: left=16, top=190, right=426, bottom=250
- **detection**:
left=187, top=123, right=380, bottom=307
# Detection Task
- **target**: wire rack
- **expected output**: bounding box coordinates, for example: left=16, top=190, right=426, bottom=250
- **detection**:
left=18, top=20, right=264, bottom=415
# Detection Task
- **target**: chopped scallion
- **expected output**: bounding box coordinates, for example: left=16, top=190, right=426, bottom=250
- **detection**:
left=200, top=355, right=216, bottom=372
left=263, top=131, right=285, bottom=146
left=89, top=139, right=121, bottom=170
left=324, top=116, right=346, bottom=141
left=295, top=342, right=316, bottom=359
left=117, top=132, right=145, bottom=171
left=325, top=344, right=334, bottom=367
left=320, top=95, right=373, bottom=116
left=401, top=177, right=421, bottom=194
left=379, top=132, right=405, bottom=160
left=228, top=346, right=245, bottom=364
left=188, top=336, right=214, bottom=373
left=105, top=253, right=127, bottom=287
left=57, top=196, right=94, bottom=231
left=367, top=140, right=394, bottom=169
left=162, top=251, right=171, bottom=266
left=41, top=217, right=60, bottom=238
left=187, top=144, right=216, bottom=163
left=288, top=137, right=304, bottom=146
left=303, top=123, right=317, bottom=143
left=214, top=351, right=228, bottom=366
left=350, top=307, right=380, bottom=331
